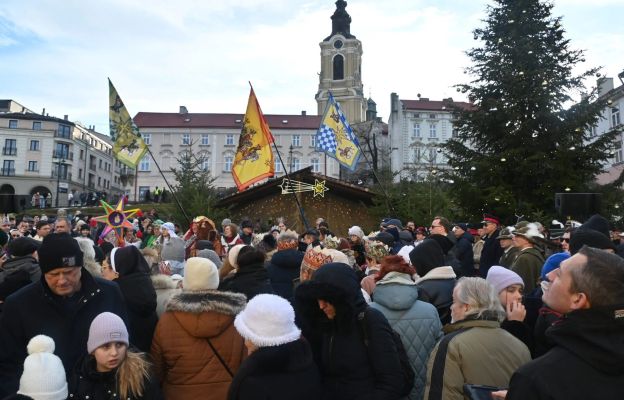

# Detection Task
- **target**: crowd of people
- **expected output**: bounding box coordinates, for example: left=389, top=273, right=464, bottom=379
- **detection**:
left=0, top=209, right=623, bottom=400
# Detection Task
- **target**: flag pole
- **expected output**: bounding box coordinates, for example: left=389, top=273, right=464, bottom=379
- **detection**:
left=353, top=138, right=395, bottom=214
left=143, top=145, right=192, bottom=226
left=246, top=82, right=311, bottom=231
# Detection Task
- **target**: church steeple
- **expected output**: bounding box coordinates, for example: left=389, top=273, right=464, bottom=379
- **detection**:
left=316, top=0, right=366, bottom=124
left=324, top=0, right=356, bottom=41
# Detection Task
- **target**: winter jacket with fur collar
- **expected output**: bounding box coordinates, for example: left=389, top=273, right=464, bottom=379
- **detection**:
left=150, top=290, right=247, bottom=400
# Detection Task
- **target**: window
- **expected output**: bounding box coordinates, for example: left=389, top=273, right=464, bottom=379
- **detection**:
left=612, top=107, right=621, bottom=128
left=99, top=159, right=102, bottom=169
left=412, top=147, right=422, bottom=162
left=182, top=133, right=191, bottom=145
left=616, top=148, right=623, bottom=164
left=1, top=160, right=15, bottom=176
left=139, top=155, right=150, bottom=171
left=98, top=177, right=101, bottom=187
left=291, top=158, right=300, bottom=171
left=226, top=134, right=235, bottom=145
left=3, top=139, right=17, bottom=155
left=452, top=127, right=459, bottom=138
left=429, top=114, right=436, bottom=119
left=311, top=158, right=320, bottom=172
left=275, top=159, right=282, bottom=172
left=201, top=158, right=210, bottom=171
left=429, top=123, right=437, bottom=138
left=28, top=140, right=39, bottom=151
left=54, top=162, right=69, bottom=179
left=429, top=147, right=437, bottom=163
left=412, top=123, right=421, bottom=139
left=292, top=135, right=301, bottom=147
left=79, top=149, right=84, bottom=159
left=8, top=120, right=17, bottom=129
left=333, top=54, right=344, bottom=80
left=591, top=125, right=598, bottom=138
left=224, top=156, right=233, bottom=171
left=311, top=135, right=317, bottom=147
left=79, top=168, right=83, bottom=179
left=27, top=161, right=38, bottom=171
left=58, top=124, right=71, bottom=138
left=163, top=133, right=171, bottom=145
left=201, top=134, right=210, bottom=145
left=32, top=121, right=41, bottom=130
left=142, top=133, right=151, bottom=145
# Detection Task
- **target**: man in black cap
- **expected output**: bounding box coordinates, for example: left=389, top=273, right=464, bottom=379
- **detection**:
left=239, top=219, right=254, bottom=245
left=0, top=233, right=127, bottom=396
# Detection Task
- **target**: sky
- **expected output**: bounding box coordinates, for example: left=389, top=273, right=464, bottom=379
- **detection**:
left=1, top=0, right=623, bottom=135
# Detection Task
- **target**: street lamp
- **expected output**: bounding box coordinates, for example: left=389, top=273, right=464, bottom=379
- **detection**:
left=55, top=158, right=66, bottom=208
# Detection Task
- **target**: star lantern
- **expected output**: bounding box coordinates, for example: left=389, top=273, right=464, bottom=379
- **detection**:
left=94, top=199, right=140, bottom=247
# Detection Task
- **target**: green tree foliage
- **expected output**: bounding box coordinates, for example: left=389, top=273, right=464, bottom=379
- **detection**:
left=444, top=0, right=619, bottom=222
left=168, top=144, right=226, bottom=231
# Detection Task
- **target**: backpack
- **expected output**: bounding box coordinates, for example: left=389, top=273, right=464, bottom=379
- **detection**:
left=358, top=308, right=415, bottom=397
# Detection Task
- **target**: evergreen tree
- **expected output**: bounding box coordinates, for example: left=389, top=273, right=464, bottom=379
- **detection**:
left=444, top=0, right=618, bottom=221
left=169, top=143, right=225, bottom=230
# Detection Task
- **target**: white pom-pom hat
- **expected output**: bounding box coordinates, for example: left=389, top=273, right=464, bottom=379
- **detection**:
left=18, top=335, right=68, bottom=400
left=234, top=294, right=301, bottom=347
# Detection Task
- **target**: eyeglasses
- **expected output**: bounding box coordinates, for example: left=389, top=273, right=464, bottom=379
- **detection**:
left=562, top=238, right=570, bottom=243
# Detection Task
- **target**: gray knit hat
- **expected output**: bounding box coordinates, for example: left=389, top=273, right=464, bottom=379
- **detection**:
left=87, top=312, right=129, bottom=354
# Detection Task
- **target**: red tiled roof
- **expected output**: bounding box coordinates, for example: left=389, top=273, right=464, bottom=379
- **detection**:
left=134, top=112, right=322, bottom=130
left=402, top=99, right=474, bottom=112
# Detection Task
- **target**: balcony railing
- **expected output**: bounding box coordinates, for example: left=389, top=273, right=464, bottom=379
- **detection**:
left=0, top=168, right=16, bottom=176
left=2, top=147, right=17, bottom=156
left=55, top=130, right=72, bottom=139
left=51, top=171, right=72, bottom=180
left=52, top=151, right=73, bottom=161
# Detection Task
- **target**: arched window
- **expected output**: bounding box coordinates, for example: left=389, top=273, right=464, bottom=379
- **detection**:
left=333, top=54, right=344, bottom=80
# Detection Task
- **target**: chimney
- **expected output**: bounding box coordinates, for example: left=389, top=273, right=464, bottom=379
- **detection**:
left=64, top=114, right=68, bottom=120
left=391, top=92, right=399, bottom=113
left=598, top=77, right=614, bottom=97
left=179, top=106, right=188, bottom=114
left=42, top=107, right=45, bottom=116
left=301, top=110, right=307, bottom=116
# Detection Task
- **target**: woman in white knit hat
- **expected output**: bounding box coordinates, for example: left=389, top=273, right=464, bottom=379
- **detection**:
left=228, top=294, right=321, bottom=400
left=67, top=312, right=162, bottom=399
left=7, top=335, right=67, bottom=400
left=486, top=265, right=533, bottom=352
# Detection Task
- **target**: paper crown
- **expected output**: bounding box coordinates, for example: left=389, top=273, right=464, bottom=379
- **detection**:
left=366, top=241, right=390, bottom=261
left=302, top=246, right=333, bottom=270
left=321, top=235, right=340, bottom=249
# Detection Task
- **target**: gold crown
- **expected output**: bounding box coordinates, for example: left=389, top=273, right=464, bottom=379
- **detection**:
left=302, top=247, right=333, bottom=270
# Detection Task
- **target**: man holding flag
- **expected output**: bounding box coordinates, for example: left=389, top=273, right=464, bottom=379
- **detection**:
left=315, top=92, right=361, bottom=171
left=232, top=86, right=275, bottom=191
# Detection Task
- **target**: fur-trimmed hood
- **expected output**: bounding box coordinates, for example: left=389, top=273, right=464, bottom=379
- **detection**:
left=151, top=273, right=178, bottom=290
left=165, top=290, right=247, bottom=339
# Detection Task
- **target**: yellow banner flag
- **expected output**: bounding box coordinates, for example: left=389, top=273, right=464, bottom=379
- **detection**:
left=232, top=87, right=275, bottom=191
left=108, top=78, right=148, bottom=168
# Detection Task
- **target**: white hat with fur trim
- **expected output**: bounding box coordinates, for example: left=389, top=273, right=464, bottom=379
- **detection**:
left=234, top=294, right=301, bottom=347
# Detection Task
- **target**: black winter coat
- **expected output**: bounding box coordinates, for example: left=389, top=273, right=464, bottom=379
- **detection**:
left=416, top=274, right=456, bottom=325
left=507, top=306, right=624, bottom=400
left=68, top=353, right=163, bottom=400
left=454, top=232, right=474, bottom=277
left=115, top=272, right=158, bottom=353
left=479, top=230, right=503, bottom=278
left=266, top=249, right=304, bottom=302
left=295, top=263, right=404, bottom=400
left=219, top=262, right=274, bottom=300
left=227, top=339, right=321, bottom=400
left=0, top=270, right=128, bottom=396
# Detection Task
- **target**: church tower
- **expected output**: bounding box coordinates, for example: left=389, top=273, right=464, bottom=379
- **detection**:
left=316, top=0, right=366, bottom=124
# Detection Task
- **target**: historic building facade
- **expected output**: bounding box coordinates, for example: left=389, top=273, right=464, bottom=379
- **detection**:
left=388, top=93, right=472, bottom=182
left=0, top=100, right=130, bottom=211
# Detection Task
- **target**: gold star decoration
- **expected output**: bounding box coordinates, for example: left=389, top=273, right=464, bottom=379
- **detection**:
left=278, top=178, right=330, bottom=198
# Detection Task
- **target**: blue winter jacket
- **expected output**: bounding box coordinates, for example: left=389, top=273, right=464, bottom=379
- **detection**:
left=370, top=280, right=443, bottom=400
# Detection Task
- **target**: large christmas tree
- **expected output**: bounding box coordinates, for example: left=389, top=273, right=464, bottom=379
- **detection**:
left=444, top=0, right=619, bottom=221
